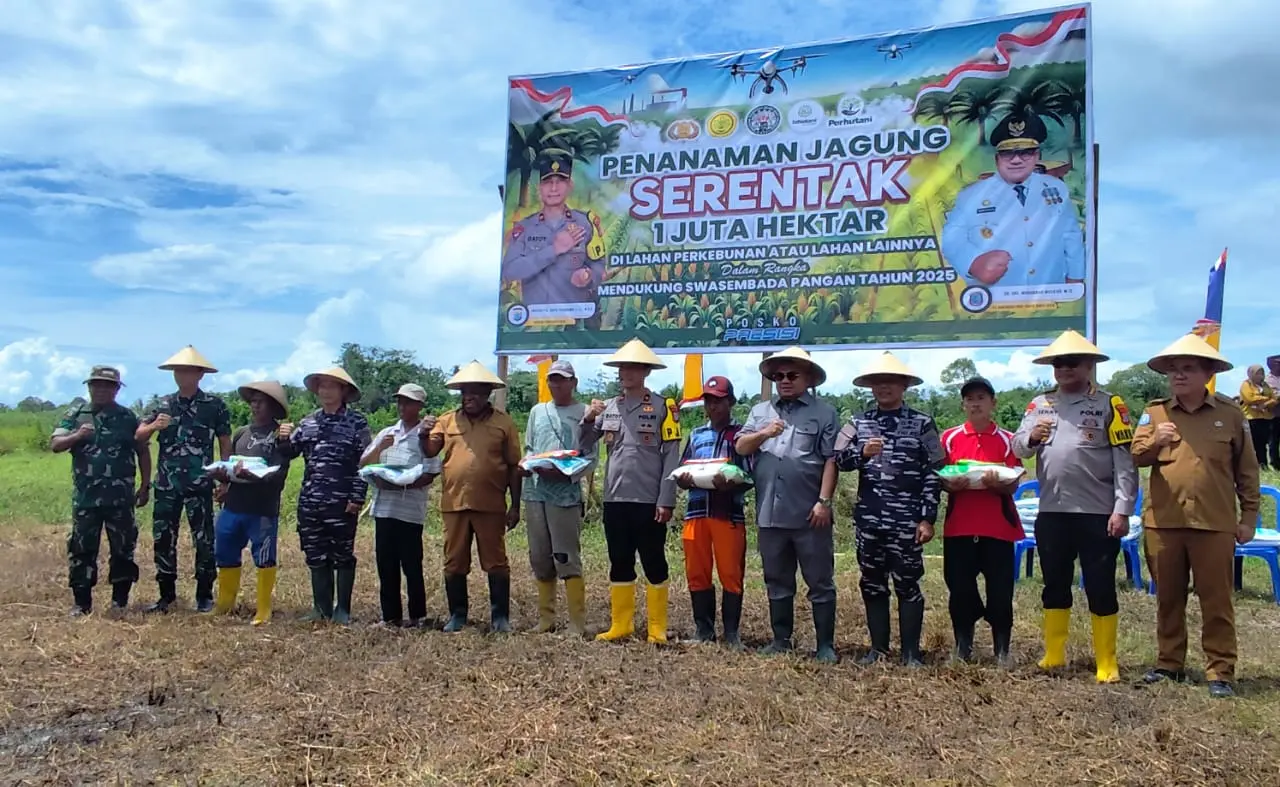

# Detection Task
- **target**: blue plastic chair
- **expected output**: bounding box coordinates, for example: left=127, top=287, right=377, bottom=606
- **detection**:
left=1120, top=487, right=1146, bottom=590
left=1012, top=481, right=1039, bottom=582
left=1234, top=485, right=1280, bottom=604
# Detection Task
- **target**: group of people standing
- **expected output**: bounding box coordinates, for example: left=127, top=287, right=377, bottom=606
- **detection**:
left=1238, top=356, right=1280, bottom=470
left=52, top=329, right=1260, bottom=697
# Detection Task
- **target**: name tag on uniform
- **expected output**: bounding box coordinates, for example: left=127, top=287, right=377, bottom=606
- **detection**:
left=977, top=206, right=997, bottom=214
left=855, top=421, right=880, bottom=439
left=895, top=420, right=923, bottom=437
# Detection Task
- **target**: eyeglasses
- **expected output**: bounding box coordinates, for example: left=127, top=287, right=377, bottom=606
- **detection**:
left=997, top=148, right=1039, bottom=160
left=770, top=372, right=803, bottom=382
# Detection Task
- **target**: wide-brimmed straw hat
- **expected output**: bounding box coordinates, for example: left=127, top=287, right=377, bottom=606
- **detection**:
left=238, top=380, right=289, bottom=416
left=303, top=367, right=361, bottom=403
left=446, top=361, right=506, bottom=390
left=759, top=346, right=827, bottom=387
left=603, top=338, right=666, bottom=369
left=1032, top=330, right=1109, bottom=365
left=853, top=351, right=924, bottom=388
left=159, top=345, right=218, bottom=372
left=1147, top=334, right=1233, bottom=375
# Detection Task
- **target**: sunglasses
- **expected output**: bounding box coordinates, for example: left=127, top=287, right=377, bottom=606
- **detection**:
left=1052, top=358, right=1084, bottom=369
left=997, top=148, right=1039, bottom=160
left=769, top=372, right=803, bottom=382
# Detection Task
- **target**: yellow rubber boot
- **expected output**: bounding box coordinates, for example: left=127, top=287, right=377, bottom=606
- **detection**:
left=1038, top=608, right=1071, bottom=669
left=534, top=579, right=558, bottom=633
left=596, top=582, right=636, bottom=641
left=251, top=567, right=277, bottom=626
left=564, top=576, right=588, bottom=638
left=213, top=567, right=241, bottom=615
left=646, top=582, right=669, bottom=644
left=1091, top=613, right=1120, bottom=683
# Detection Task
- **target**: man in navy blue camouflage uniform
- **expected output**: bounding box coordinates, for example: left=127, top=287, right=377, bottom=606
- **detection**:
left=279, top=367, right=371, bottom=625
left=836, top=352, right=945, bottom=667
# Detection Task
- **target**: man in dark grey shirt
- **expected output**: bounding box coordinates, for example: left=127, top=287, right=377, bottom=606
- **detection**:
left=737, top=347, right=840, bottom=663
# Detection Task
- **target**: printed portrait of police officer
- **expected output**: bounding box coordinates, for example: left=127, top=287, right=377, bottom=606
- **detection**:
left=940, top=111, right=1086, bottom=291
left=501, top=152, right=606, bottom=330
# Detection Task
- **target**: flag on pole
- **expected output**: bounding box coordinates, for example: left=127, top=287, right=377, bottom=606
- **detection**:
left=1191, top=248, right=1227, bottom=394
left=528, top=355, right=554, bottom=404
left=679, top=354, right=704, bottom=409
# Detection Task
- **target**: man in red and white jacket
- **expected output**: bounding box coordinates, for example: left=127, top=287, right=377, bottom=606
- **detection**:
left=939, top=377, right=1025, bottom=665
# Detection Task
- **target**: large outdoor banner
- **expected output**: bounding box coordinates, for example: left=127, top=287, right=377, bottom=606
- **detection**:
left=497, top=5, right=1093, bottom=355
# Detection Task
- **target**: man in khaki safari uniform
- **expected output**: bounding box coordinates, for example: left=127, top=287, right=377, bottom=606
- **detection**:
left=1132, top=334, right=1260, bottom=699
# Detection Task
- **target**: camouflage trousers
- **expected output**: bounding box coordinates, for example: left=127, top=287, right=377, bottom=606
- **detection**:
left=855, top=523, right=925, bottom=604
left=152, top=489, right=215, bottom=585
left=297, top=506, right=358, bottom=570
left=68, top=506, right=139, bottom=590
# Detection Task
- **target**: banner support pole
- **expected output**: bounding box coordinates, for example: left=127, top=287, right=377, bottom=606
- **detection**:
left=1090, top=142, right=1100, bottom=343
left=495, top=355, right=510, bottom=411
left=760, top=352, right=772, bottom=402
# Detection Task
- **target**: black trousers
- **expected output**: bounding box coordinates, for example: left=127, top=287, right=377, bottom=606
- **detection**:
left=1249, top=419, right=1272, bottom=468
left=1269, top=419, right=1280, bottom=469
left=374, top=517, right=426, bottom=623
left=1035, top=512, right=1119, bottom=616
left=602, top=502, right=668, bottom=584
left=943, top=536, right=1014, bottom=631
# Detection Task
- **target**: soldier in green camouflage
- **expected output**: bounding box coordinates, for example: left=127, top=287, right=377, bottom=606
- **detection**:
left=135, top=346, right=232, bottom=613
left=51, top=366, right=152, bottom=617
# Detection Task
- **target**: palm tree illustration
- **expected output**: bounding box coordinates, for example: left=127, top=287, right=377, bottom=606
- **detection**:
left=946, top=82, right=1003, bottom=146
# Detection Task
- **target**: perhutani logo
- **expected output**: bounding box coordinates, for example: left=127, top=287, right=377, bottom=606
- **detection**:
left=745, top=105, right=781, bottom=135
left=829, top=93, right=872, bottom=127
left=787, top=100, right=823, bottom=133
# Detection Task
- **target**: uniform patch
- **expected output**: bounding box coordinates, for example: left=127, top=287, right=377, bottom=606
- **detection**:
left=1138, top=412, right=1151, bottom=426
left=510, top=224, right=524, bottom=241
left=980, top=226, right=994, bottom=237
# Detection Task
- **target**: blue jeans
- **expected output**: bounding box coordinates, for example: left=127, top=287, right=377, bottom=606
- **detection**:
left=214, top=510, right=279, bottom=569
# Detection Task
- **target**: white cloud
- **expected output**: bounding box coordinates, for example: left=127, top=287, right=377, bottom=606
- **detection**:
left=0, top=338, right=129, bottom=403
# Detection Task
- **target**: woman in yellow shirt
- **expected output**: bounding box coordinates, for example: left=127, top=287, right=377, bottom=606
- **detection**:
left=1240, top=365, right=1277, bottom=469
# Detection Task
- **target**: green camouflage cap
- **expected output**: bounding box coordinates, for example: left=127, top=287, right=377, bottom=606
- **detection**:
left=84, top=365, right=124, bottom=386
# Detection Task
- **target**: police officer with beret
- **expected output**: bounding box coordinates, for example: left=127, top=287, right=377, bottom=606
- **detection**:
left=941, top=111, right=1086, bottom=289
left=502, top=153, right=606, bottom=329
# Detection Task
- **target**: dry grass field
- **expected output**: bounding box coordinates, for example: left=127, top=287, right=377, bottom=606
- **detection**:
left=4, top=443, right=1280, bottom=785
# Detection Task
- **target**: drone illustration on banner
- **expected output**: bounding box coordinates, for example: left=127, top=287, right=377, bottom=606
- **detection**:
left=876, top=42, right=913, bottom=60
left=718, top=54, right=826, bottom=97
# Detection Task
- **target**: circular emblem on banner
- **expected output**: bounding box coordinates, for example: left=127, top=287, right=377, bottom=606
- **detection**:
left=787, top=100, right=823, bottom=133
left=506, top=304, right=529, bottom=327
left=960, top=286, right=993, bottom=314
left=837, top=94, right=865, bottom=117
left=665, top=118, right=701, bottom=141
left=707, top=110, right=738, bottom=138
left=746, top=105, right=781, bottom=135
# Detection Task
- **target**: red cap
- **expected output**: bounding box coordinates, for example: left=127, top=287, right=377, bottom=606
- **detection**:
left=702, top=376, right=735, bottom=398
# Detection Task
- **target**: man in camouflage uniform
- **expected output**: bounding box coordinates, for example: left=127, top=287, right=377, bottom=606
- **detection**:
left=280, top=367, right=371, bottom=625
left=136, top=346, right=231, bottom=613
left=836, top=352, right=945, bottom=667
left=51, top=366, right=151, bottom=616
left=501, top=153, right=606, bottom=330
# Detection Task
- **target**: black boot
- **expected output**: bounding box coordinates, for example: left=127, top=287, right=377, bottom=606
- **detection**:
left=953, top=620, right=975, bottom=663
left=303, top=568, right=334, bottom=622
left=488, top=573, right=511, bottom=634
left=333, top=568, right=356, bottom=625
left=760, top=597, right=794, bottom=655
left=195, top=576, right=214, bottom=613
left=111, top=582, right=131, bottom=611
left=443, top=574, right=468, bottom=633
left=899, top=599, right=926, bottom=668
left=721, top=591, right=744, bottom=650
left=813, top=601, right=838, bottom=664
left=145, top=579, right=177, bottom=614
left=992, top=624, right=1013, bottom=668
left=70, top=586, right=92, bottom=617
left=857, top=598, right=891, bottom=665
left=691, top=589, right=717, bottom=642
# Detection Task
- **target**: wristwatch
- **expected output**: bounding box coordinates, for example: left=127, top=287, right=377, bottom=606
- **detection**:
left=817, top=497, right=832, bottom=508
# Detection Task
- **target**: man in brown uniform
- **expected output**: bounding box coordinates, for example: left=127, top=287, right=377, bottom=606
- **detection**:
left=424, top=361, right=523, bottom=634
left=1132, top=334, right=1260, bottom=699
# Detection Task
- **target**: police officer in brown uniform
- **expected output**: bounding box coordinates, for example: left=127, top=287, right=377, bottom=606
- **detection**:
left=1132, top=334, right=1260, bottom=699
left=579, top=339, right=682, bottom=644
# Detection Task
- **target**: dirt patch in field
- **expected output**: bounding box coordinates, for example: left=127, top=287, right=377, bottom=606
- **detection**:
left=3, top=526, right=1280, bottom=786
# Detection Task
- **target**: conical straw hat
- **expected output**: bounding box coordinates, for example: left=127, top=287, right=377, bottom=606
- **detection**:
left=1033, top=330, right=1108, bottom=364
left=603, top=338, right=666, bottom=369
left=1147, top=334, right=1233, bottom=375
left=759, top=346, right=827, bottom=387
left=446, top=361, right=507, bottom=390
left=238, top=380, right=289, bottom=416
left=853, top=351, right=923, bottom=388
left=158, top=345, right=217, bottom=372
left=303, top=367, right=361, bottom=402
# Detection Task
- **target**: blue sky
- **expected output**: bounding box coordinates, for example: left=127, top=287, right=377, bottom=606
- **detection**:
left=0, top=0, right=1276, bottom=405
